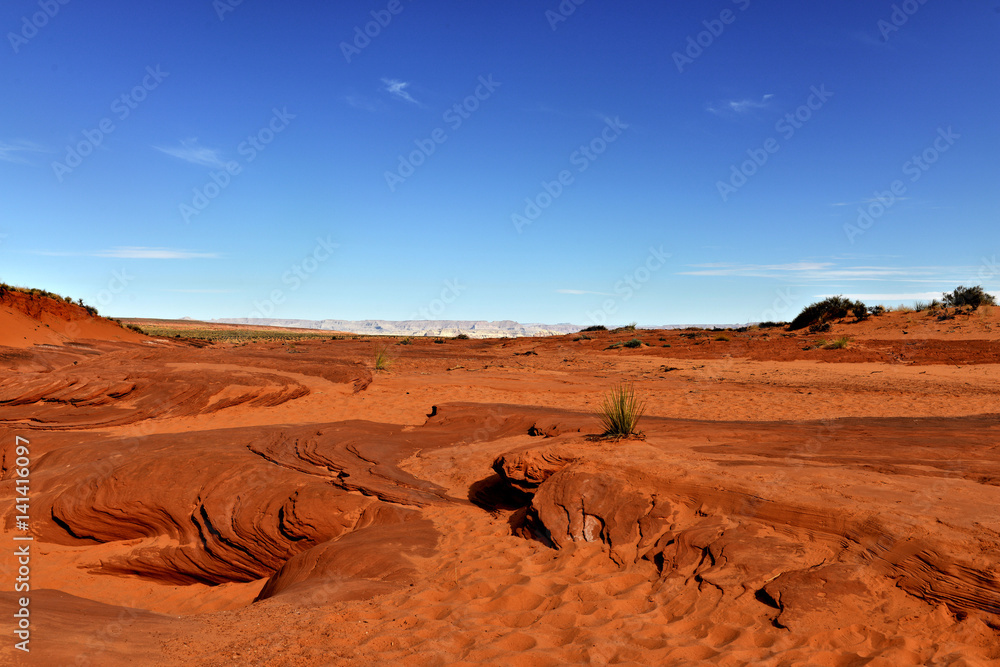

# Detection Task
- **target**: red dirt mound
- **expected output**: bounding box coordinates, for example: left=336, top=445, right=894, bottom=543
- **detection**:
left=0, top=288, right=144, bottom=348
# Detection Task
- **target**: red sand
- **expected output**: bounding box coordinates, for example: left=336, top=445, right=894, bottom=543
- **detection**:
left=2, top=298, right=1000, bottom=665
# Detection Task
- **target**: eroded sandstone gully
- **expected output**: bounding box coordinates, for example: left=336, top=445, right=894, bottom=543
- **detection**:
left=3, top=330, right=1000, bottom=664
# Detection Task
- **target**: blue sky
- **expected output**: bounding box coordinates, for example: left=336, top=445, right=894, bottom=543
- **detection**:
left=1, top=1, right=998, bottom=325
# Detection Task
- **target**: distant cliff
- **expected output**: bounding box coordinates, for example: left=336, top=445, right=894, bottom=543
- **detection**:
left=210, top=318, right=586, bottom=338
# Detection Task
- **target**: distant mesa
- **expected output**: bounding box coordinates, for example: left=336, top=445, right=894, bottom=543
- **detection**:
left=210, top=318, right=750, bottom=338
left=211, top=318, right=585, bottom=339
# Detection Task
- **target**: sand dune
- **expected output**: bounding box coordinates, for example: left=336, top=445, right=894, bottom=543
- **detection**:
left=2, top=297, right=1000, bottom=665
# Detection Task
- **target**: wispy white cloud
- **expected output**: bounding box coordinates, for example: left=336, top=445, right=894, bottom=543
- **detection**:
left=816, top=292, right=942, bottom=301
left=345, top=93, right=382, bottom=112
left=95, top=247, right=221, bottom=259
left=556, top=289, right=613, bottom=296
left=381, top=78, right=421, bottom=106
left=31, top=247, right=220, bottom=259
left=830, top=197, right=910, bottom=207
left=707, top=94, right=774, bottom=116
left=678, top=261, right=980, bottom=284
left=0, top=140, right=48, bottom=164
left=154, top=138, right=227, bottom=168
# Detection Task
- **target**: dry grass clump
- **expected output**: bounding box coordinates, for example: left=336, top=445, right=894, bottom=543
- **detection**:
left=598, top=381, right=646, bottom=438
left=373, top=340, right=393, bottom=371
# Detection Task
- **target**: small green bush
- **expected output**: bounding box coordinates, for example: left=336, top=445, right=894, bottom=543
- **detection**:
left=398, top=337, right=412, bottom=345
left=622, top=338, right=642, bottom=348
left=825, top=336, right=850, bottom=349
left=373, top=341, right=392, bottom=371
left=598, top=381, right=646, bottom=438
left=714, top=334, right=730, bottom=341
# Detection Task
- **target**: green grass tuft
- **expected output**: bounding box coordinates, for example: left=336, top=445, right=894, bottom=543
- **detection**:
left=373, top=341, right=393, bottom=371
left=598, top=381, right=646, bottom=438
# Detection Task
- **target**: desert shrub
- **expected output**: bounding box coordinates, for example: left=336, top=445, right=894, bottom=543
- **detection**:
left=789, top=296, right=865, bottom=331
left=825, top=336, right=850, bottom=349
left=126, top=323, right=144, bottom=333
left=598, top=381, right=646, bottom=438
left=622, top=338, right=642, bottom=348
left=373, top=341, right=392, bottom=371
left=397, top=337, right=412, bottom=345
left=943, top=285, right=996, bottom=310
left=852, top=304, right=869, bottom=321
left=611, top=322, right=637, bottom=333
left=757, top=321, right=787, bottom=329
left=580, top=325, right=607, bottom=332
left=433, top=339, right=445, bottom=344
left=714, top=334, right=730, bottom=341
left=574, top=334, right=591, bottom=341
left=454, top=333, right=470, bottom=339
left=870, top=305, right=886, bottom=316
left=809, top=322, right=831, bottom=333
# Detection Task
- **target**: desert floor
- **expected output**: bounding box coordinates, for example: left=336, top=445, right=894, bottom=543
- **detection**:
left=2, top=301, right=1000, bottom=666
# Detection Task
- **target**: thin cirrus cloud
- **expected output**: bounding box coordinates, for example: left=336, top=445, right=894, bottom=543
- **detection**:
left=344, top=93, right=383, bottom=112
left=95, top=247, right=221, bottom=259
left=31, top=247, right=220, bottom=259
left=154, top=138, right=227, bottom=168
left=0, top=140, right=48, bottom=164
left=677, top=262, right=958, bottom=282
left=380, top=78, right=422, bottom=106
left=556, top=289, right=613, bottom=296
left=707, top=94, right=774, bottom=116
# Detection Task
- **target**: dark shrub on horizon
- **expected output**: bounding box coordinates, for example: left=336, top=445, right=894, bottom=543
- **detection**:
left=943, top=285, right=996, bottom=310
left=757, top=321, right=787, bottom=329
left=580, top=325, right=607, bottom=332
left=789, top=296, right=865, bottom=331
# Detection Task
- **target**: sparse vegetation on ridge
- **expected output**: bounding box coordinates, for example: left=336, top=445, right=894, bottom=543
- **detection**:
left=789, top=296, right=866, bottom=331
left=943, top=285, right=996, bottom=310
